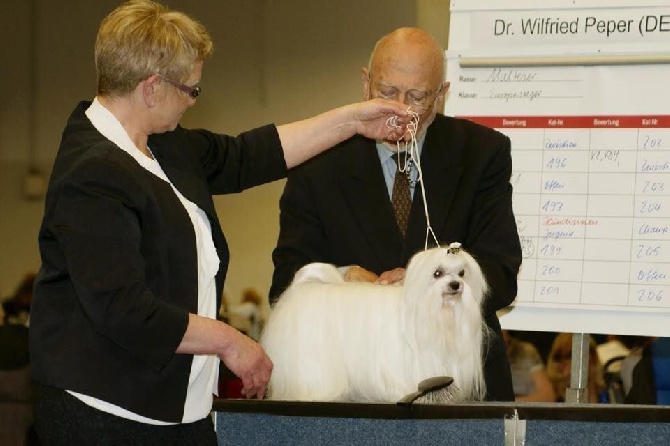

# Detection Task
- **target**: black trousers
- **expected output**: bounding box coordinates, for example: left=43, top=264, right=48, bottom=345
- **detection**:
left=33, top=383, right=218, bottom=446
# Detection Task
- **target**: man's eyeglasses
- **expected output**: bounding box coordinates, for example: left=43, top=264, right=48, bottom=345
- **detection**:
left=368, top=76, right=442, bottom=113
left=158, top=75, right=201, bottom=99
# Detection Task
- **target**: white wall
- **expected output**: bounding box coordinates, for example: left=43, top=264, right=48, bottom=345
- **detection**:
left=0, top=0, right=449, bottom=307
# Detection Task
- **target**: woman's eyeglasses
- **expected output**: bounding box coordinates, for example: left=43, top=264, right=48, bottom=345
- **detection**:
left=157, top=75, right=201, bottom=99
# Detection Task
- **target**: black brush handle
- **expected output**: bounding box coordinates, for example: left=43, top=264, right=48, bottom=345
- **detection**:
left=396, top=376, right=454, bottom=406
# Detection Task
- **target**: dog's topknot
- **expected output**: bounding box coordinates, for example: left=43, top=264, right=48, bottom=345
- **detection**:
left=446, top=242, right=462, bottom=254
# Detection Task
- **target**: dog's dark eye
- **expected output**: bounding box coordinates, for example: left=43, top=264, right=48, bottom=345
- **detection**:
left=458, top=270, right=465, bottom=277
left=434, top=268, right=444, bottom=279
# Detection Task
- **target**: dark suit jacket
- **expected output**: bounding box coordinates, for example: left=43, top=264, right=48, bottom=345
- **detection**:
left=30, top=101, right=286, bottom=422
left=270, top=113, right=522, bottom=401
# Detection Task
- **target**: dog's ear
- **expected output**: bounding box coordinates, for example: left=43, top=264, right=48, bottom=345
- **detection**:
left=403, top=248, right=438, bottom=291
left=402, top=247, right=452, bottom=307
left=461, top=251, right=488, bottom=303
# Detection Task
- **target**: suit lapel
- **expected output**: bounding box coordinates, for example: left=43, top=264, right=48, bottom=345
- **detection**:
left=338, top=138, right=405, bottom=269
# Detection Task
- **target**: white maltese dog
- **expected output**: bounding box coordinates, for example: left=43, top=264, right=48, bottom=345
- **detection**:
left=260, top=242, right=489, bottom=403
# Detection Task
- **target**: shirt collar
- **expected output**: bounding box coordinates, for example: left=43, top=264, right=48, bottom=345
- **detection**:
left=375, top=133, right=426, bottom=164
left=85, top=97, right=161, bottom=174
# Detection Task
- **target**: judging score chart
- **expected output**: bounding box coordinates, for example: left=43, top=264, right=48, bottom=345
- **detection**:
left=445, top=1, right=670, bottom=334
left=446, top=59, right=670, bottom=320
left=464, top=115, right=670, bottom=311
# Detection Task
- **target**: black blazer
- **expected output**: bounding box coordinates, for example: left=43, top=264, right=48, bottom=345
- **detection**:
left=270, top=113, right=522, bottom=401
left=30, top=101, right=286, bottom=422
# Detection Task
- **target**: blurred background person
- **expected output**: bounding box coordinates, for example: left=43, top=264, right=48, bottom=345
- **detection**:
left=546, top=333, right=606, bottom=403
left=226, top=288, right=265, bottom=341
left=0, top=276, right=36, bottom=445
left=503, top=330, right=555, bottom=402
left=2, top=273, right=35, bottom=327
left=621, top=337, right=669, bottom=405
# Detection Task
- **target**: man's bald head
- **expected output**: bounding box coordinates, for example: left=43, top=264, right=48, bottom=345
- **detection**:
left=363, top=28, right=448, bottom=144
left=368, top=27, right=445, bottom=88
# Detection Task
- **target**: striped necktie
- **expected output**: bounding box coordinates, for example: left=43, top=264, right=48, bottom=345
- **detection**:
left=391, top=153, right=411, bottom=236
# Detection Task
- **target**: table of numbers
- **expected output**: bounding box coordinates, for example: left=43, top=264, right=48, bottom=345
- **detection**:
left=461, top=115, right=670, bottom=311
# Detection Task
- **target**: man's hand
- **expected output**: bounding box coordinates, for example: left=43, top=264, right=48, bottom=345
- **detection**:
left=344, top=265, right=406, bottom=285
left=344, top=265, right=378, bottom=282
left=375, top=267, right=405, bottom=285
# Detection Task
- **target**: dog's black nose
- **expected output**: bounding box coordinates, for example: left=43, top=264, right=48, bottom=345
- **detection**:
left=449, top=281, right=460, bottom=291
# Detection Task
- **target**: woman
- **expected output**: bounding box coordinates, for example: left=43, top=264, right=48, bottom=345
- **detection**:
left=503, top=330, right=555, bottom=402
left=29, top=1, right=408, bottom=444
left=546, top=333, right=606, bottom=403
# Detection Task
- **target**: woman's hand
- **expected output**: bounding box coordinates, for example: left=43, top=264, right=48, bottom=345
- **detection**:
left=218, top=328, right=273, bottom=399
left=352, top=98, right=410, bottom=142
left=278, top=98, right=409, bottom=168
left=178, top=314, right=273, bottom=399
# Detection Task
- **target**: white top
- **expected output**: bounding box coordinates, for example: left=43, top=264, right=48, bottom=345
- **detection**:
left=597, top=339, right=630, bottom=373
left=67, top=98, right=220, bottom=424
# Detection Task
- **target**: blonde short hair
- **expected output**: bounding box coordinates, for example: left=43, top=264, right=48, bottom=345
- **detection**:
left=95, top=0, right=213, bottom=95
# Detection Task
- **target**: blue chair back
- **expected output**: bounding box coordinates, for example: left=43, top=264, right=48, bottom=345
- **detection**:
left=651, top=337, right=670, bottom=405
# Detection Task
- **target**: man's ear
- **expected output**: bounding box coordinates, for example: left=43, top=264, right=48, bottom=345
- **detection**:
left=436, top=81, right=450, bottom=113
left=438, top=81, right=450, bottom=99
left=361, top=67, right=371, bottom=101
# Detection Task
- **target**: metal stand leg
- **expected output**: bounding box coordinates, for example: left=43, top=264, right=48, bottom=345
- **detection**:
left=565, top=333, right=590, bottom=403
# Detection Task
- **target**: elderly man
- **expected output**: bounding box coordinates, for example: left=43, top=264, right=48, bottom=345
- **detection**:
left=270, top=27, right=522, bottom=401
